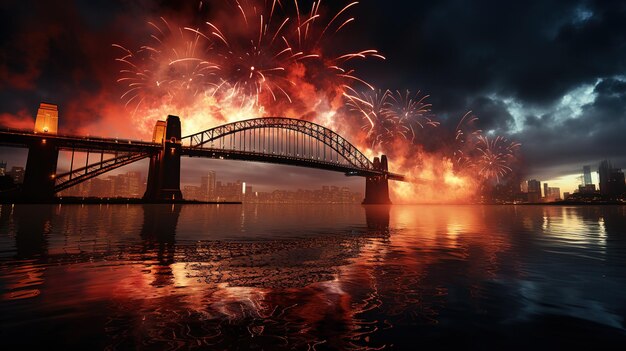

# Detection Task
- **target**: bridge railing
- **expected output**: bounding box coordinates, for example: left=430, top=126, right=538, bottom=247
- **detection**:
left=0, top=127, right=159, bottom=146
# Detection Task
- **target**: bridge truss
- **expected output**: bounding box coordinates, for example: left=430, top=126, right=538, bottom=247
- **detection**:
left=181, top=117, right=403, bottom=179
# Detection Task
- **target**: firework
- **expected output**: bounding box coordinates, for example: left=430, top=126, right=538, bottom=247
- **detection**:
left=114, top=0, right=385, bottom=114
left=450, top=111, right=521, bottom=183
left=386, top=90, right=437, bottom=141
left=452, top=111, right=482, bottom=168
left=207, top=0, right=385, bottom=105
left=475, top=135, right=521, bottom=183
left=345, top=88, right=437, bottom=148
left=113, top=17, right=219, bottom=114
left=109, top=0, right=523, bottom=202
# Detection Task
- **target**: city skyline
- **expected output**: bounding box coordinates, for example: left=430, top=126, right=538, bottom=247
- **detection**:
left=2, top=154, right=623, bottom=201
left=20, top=164, right=366, bottom=204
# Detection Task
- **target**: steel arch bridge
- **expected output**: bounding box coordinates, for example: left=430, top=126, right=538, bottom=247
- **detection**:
left=180, top=117, right=404, bottom=180
left=1, top=114, right=403, bottom=203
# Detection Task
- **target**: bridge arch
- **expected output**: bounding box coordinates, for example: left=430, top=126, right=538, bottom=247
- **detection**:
left=181, top=117, right=375, bottom=172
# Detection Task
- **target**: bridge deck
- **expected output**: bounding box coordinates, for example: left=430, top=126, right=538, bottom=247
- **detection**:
left=0, top=128, right=405, bottom=181
left=183, top=147, right=405, bottom=180
left=0, top=129, right=160, bottom=153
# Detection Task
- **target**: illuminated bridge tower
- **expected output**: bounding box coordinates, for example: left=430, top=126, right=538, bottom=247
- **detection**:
left=143, top=115, right=183, bottom=201
left=362, top=155, right=392, bottom=205
left=22, top=103, right=60, bottom=201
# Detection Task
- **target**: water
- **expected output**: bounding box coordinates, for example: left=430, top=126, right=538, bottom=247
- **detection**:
left=1, top=204, right=625, bottom=349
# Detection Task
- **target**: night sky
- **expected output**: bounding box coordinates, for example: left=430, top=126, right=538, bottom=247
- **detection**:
left=1, top=0, right=625, bottom=193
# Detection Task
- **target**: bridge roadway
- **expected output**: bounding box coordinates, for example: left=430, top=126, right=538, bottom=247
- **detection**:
left=0, top=128, right=405, bottom=181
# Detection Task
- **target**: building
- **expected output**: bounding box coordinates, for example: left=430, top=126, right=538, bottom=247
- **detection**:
left=249, top=186, right=362, bottom=204
left=578, top=184, right=597, bottom=194
left=545, top=187, right=561, bottom=202
left=583, top=165, right=592, bottom=186
left=128, top=172, right=142, bottom=197
left=200, top=171, right=216, bottom=201
left=183, top=185, right=201, bottom=200
left=7, top=166, right=25, bottom=184
left=526, top=179, right=542, bottom=203
left=527, top=179, right=541, bottom=193
left=90, top=177, right=114, bottom=198
left=213, top=180, right=244, bottom=202
left=520, top=181, right=528, bottom=193
left=57, top=171, right=144, bottom=198
left=0, top=161, right=6, bottom=176
left=598, top=160, right=626, bottom=197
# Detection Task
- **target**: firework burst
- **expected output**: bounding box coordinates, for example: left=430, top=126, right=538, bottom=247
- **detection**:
left=386, top=90, right=437, bottom=141
left=114, top=0, right=385, bottom=115
left=475, top=135, right=521, bottom=183
left=113, top=17, right=219, bottom=114
left=452, top=111, right=482, bottom=168
left=345, top=88, right=437, bottom=148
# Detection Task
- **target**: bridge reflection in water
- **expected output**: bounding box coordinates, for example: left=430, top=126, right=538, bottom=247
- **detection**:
left=1, top=204, right=626, bottom=349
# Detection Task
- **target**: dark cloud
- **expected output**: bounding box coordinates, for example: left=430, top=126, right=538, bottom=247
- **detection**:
left=514, top=77, right=626, bottom=178
left=466, top=96, right=515, bottom=133
left=356, top=0, right=626, bottom=106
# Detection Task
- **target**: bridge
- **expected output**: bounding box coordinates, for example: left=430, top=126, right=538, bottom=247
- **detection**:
left=0, top=103, right=405, bottom=204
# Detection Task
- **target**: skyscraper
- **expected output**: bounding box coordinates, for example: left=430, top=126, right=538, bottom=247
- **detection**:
left=200, top=171, right=216, bottom=201
left=598, top=160, right=626, bottom=197
left=527, top=179, right=541, bottom=193
left=583, top=165, right=592, bottom=186
left=599, top=160, right=612, bottom=195
left=543, top=183, right=549, bottom=198
left=527, top=179, right=541, bottom=203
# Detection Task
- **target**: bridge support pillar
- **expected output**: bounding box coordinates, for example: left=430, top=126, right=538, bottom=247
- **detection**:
left=143, top=115, right=182, bottom=201
left=143, top=154, right=161, bottom=200
left=22, top=139, right=59, bottom=201
left=362, top=155, right=392, bottom=205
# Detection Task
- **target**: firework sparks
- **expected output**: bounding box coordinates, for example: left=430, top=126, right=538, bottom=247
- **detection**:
left=114, top=0, right=384, bottom=116
left=109, top=0, right=523, bottom=202
left=345, top=88, right=438, bottom=148
left=386, top=90, right=437, bottom=141
left=113, top=17, right=220, bottom=115
left=475, top=135, right=521, bottom=183
left=452, top=111, right=482, bottom=168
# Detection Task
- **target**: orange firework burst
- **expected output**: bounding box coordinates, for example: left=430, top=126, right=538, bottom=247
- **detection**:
left=345, top=88, right=438, bottom=147
left=114, top=0, right=384, bottom=115
left=113, top=17, right=219, bottom=114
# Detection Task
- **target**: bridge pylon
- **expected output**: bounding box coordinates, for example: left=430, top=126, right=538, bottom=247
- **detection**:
left=362, top=155, right=392, bottom=205
left=22, top=103, right=60, bottom=201
left=143, top=116, right=182, bottom=201
left=22, top=139, right=59, bottom=201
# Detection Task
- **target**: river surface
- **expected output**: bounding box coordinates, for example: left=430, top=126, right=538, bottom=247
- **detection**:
left=0, top=204, right=625, bottom=349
